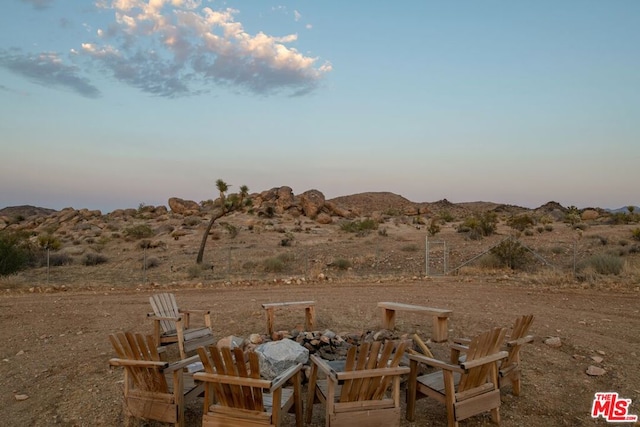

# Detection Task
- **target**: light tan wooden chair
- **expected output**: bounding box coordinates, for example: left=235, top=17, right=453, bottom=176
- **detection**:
left=148, top=292, right=215, bottom=359
left=451, top=315, right=534, bottom=396
left=108, top=331, right=204, bottom=427
left=305, top=340, right=409, bottom=427
left=406, top=328, right=508, bottom=427
left=193, top=346, right=303, bottom=427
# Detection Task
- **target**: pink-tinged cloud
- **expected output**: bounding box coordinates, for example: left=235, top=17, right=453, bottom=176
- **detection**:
left=83, top=1, right=332, bottom=97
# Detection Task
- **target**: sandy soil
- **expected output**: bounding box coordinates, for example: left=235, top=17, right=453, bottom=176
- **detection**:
left=2, top=278, right=639, bottom=426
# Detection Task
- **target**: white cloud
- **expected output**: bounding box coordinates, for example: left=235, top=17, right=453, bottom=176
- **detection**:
left=81, top=1, right=331, bottom=96
left=294, top=10, right=301, bottom=22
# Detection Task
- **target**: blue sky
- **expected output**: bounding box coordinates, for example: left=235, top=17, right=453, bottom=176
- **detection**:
left=1, top=0, right=638, bottom=213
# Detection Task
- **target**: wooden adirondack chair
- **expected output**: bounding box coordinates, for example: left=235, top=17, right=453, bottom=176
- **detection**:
left=451, top=315, right=535, bottom=396
left=108, top=331, right=204, bottom=427
left=148, top=292, right=215, bottom=359
left=193, top=346, right=303, bottom=427
left=406, top=328, right=508, bottom=427
left=305, top=340, right=409, bottom=427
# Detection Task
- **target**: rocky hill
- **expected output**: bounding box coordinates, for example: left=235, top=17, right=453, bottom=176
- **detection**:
left=0, top=187, right=577, bottom=230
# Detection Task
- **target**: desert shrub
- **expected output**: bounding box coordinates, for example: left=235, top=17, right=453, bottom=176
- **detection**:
left=477, top=253, right=503, bottom=269
left=524, top=229, right=534, bottom=236
left=0, top=231, right=34, bottom=275
left=427, top=219, right=441, bottom=237
left=631, top=228, right=640, bottom=241
left=490, top=239, right=530, bottom=270
left=219, top=222, right=238, bottom=238
left=458, top=212, right=497, bottom=239
left=340, top=218, right=378, bottom=234
left=263, top=257, right=285, bottom=273
left=378, top=228, right=388, bottom=237
left=550, top=246, right=565, bottom=254
left=47, top=253, right=74, bottom=267
left=144, top=257, right=160, bottom=269
left=401, top=244, right=419, bottom=252
left=138, top=239, right=152, bottom=249
left=564, top=206, right=581, bottom=226
left=440, top=211, right=454, bottom=222
left=37, top=234, right=61, bottom=250
left=106, top=222, right=120, bottom=231
left=280, top=232, right=294, bottom=247
left=619, top=239, right=629, bottom=247
left=579, top=254, right=624, bottom=275
left=536, top=226, right=545, bottom=234
left=544, top=224, right=554, bottom=232
left=187, top=264, right=202, bottom=278
left=590, top=235, right=608, bottom=246
left=242, top=260, right=258, bottom=270
left=277, top=252, right=295, bottom=263
left=183, top=216, right=202, bottom=227
left=124, top=224, right=154, bottom=239
left=382, top=208, right=402, bottom=216
left=332, top=258, right=351, bottom=270
left=81, top=253, right=108, bottom=266
left=539, top=215, right=553, bottom=224
left=507, top=214, right=535, bottom=232
left=573, top=223, right=589, bottom=231
left=608, top=212, right=636, bottom=225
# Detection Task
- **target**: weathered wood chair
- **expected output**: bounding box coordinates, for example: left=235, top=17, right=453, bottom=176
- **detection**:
left=148, top=292, right=215, bottom=359
left=305, top=340, right=409, bottom=427
left=451, top=315, right=534, bottom=396
left=406, top=328, right=508, bottom=427
left=193, top=346, right=303, bottom=427
left=108, top=331, right=204, bottom=427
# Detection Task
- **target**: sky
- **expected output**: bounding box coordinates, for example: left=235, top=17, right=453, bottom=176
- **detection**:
left=1, top=0, right=639, bottom=213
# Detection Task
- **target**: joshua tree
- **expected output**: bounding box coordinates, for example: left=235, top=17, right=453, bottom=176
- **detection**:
left=196, top=179, right=250, bottom=264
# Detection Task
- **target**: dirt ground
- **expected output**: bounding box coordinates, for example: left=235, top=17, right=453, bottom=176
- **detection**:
left=1, top=278, right=639, bottom=427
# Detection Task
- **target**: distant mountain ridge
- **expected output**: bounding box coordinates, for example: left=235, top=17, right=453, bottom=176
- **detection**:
left=1, top=191, right=635, bottom=220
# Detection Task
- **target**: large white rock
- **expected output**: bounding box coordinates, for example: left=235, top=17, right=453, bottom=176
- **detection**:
left=255, top=339, right=309, bottom=380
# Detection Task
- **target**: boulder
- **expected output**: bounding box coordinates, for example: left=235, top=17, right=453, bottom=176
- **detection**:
left=298, top=190, right=325, bottom=218
left=168, top=197, right=200, bottom=214
left=275, top=186, right=295, bottom=213
left=255, top=339, right=309, bottom=380
left=316, top=213, right=333, bottom=224
left=217, top=335, right=245, bottom=350
left=325, top=201, right=353, bottom=219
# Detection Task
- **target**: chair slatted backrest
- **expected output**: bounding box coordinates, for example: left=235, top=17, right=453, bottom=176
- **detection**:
left=197, top=346, right=265, bottom=411
left=150, top=293, right=180, bottom=334
left=109, top=331, right=168, bottom=393
left=503, top=314, right=534, bottom=369
left=457, top=328, right=507, bottom=393
left=340, top=340, right=407, bottom=403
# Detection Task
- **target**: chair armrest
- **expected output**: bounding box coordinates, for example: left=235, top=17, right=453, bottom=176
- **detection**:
left=408, top=353, right=465, bottom=373
left=452, top=337, right=471, bottom=346
left=460, top=351, right=509, bottom=370
left=193, top=372, right=271, bottom=388
left=109, top=358, right=168, bottom=370
left=147, top=314, right=182, bottom=322
left=309, top=354, right=339, bottom=381
left=505, top=335, right=534, bottom=347
left=335, top=366, right=409, bottom=381
left=270, top=363, right=303, bottom=391
left=179, top=308, right=211, bottom=315
left=165, top=355, right=202, bottom=373
left=450, top=343, right=469, bottom=353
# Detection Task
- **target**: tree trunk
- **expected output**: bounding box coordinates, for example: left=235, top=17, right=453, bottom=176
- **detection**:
left=196, top=208, right=225, bottom=264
